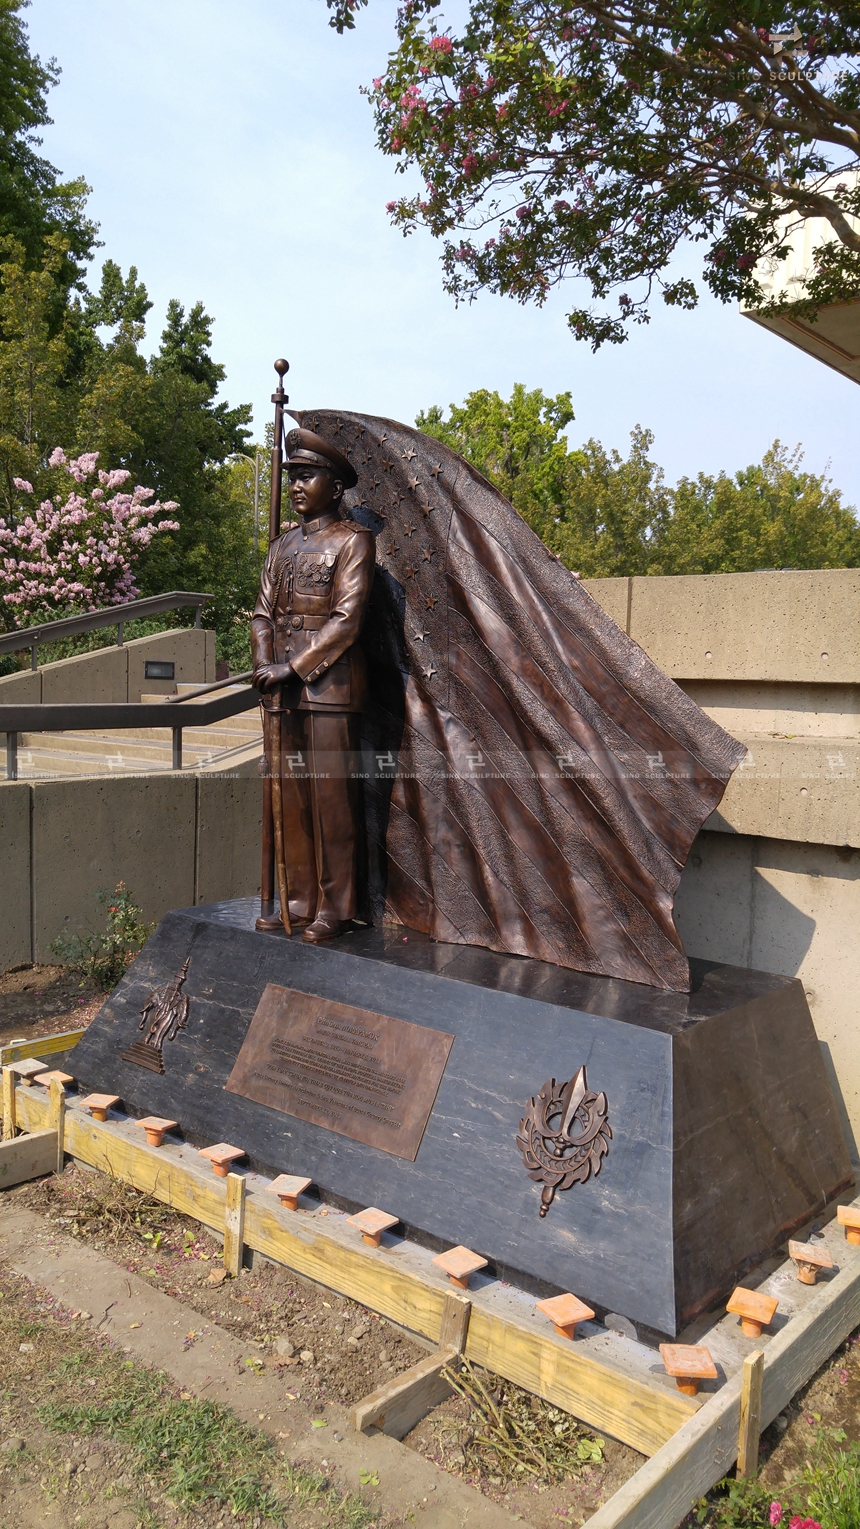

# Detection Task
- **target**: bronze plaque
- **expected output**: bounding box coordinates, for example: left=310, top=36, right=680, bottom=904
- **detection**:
left=225, top=985, right=454, bottom=1161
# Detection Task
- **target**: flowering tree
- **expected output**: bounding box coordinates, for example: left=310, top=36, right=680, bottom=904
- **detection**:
left=327, top=0, right=860, bottom=346
left=0, top=449, right=179, bottom=627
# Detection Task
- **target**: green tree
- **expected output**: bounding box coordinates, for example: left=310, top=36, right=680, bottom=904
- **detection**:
left=651, top=443, right=860, bottom=573
left=329, top=0, right=860, bottom=347
left=553, top=428, right=672, bottom=576
left=417, top=385, right=860, bottom=575
left=0, top=0, right=97, bottom=303
left=416, top=386, right=670, bottom=570
left=0, top=235, right=76, bottom=512
left=0, top=244, right=259, bottom=657
left=417, top=382, right=576, bottom=538
left=128, top=300, right=256, bottom=640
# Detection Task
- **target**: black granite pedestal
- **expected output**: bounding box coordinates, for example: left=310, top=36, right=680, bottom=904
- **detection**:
left=69, top=898, right=853, bottom=1336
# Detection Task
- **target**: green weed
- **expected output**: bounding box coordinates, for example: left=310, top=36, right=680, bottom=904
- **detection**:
left=802, top=1428, right=860, bottom=1529
left=50, top=881, right=154, bottom=989
left=693, top=1427, right=860, bottom=1527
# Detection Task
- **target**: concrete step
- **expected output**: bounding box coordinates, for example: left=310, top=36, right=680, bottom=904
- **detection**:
left=4, top=676, right=264, bottom=781
left=20, top=732, right=226, bottom=764
left=138, top=688, right=260, bottom=732
left=11, top=733, right=263, bottom=779
left=21, top=721, right=261, bottom=754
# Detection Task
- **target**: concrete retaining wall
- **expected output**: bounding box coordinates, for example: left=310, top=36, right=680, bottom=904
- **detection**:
left=0, top=774, right=261, bottom=972
left=0, top=627, right=215, bottom=703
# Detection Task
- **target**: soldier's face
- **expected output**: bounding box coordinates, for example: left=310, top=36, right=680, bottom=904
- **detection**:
left=288, top=464, right=342, bottom=518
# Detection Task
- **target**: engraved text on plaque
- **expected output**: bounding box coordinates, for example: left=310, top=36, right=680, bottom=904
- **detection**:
left=225, top=985, right=454, bottom=1160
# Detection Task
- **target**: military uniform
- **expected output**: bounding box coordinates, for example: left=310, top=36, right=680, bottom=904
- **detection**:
left=252, top=493, right=375, bottom=930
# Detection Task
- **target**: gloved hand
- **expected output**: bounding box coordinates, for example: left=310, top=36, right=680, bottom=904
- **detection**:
left=253, top=663, right=295, bottom=693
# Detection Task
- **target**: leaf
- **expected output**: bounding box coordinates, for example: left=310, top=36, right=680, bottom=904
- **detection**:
left=311, top=1419, right=327, bottom=1428
left=359, top=1468, right=380, bottom=1486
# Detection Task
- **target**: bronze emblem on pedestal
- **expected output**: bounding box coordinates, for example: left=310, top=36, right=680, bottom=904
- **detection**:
left=120, top=958, right=191, bottom=1074
left=517, top=1066, right=612, bottom=1217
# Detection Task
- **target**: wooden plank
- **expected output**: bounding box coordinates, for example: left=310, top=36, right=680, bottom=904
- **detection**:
left=0, top=1129, right=59, bottom=1188
left=224, top=1172, right=245, bottom=1278
left=351, top=1348, right=459, bottom=1439
left=11, top=1084, right=696, bottom=1456
left=464, top=1302, right=695, bottom=1459
left=0, top=1029, right=85, bottom=1070
left=351, top=1289, right=472, bottom=1438
left=2, top=1066, right=16, bottom=1142
left=737, top=1349, right=764, bottom=1478
left=47, top=1077, right=65, bottom=1176
left=15, top=1091, right=229, bottom=1231
left=581, top=1243, right=860, bottom=1529
left=439, top=1290, right=471, bottom=1353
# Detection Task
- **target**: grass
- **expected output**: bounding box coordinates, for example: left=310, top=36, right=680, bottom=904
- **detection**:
left=38, top=1371, right=377, bottom=1526
left=0, top=1267, right=379, bottom=1529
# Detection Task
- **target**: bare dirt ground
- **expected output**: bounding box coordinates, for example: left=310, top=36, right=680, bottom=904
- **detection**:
left=755, top=1323, right=860, bottom=1492
left=0, top=965, right=102, bottom=1049
left=2, top=1169, right=642, bottom=1528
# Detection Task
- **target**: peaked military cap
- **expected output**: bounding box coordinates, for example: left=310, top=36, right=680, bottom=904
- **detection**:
left=284, top=426, right=357, bottom=489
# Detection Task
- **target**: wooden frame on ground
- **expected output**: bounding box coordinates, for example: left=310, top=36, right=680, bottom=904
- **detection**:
left=1, top=1031, right=858, bottom=1529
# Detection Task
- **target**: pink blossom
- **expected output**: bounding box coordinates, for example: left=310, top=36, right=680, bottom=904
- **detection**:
left=429, top=34, right=452, bottom=53
left=0, top=447, right=179, bottom=621
left=769, top=1506, right=783, bottom=1527
left=12, top=478, right=33, bottom=493
left=48, top=447, right=67, bottom=467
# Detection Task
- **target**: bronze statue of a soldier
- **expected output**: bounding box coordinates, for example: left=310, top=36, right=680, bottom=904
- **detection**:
left=252, top=426, right=375, bottom=944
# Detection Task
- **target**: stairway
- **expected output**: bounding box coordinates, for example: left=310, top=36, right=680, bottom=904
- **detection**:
left=8, top=682, right=263, bottom=780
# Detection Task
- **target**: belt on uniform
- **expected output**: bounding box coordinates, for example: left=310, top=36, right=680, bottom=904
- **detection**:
left=281, top=614, right=327, bottom=630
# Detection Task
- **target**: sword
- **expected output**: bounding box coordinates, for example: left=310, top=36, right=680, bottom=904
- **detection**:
left=268, top=688, right=292, bottom=937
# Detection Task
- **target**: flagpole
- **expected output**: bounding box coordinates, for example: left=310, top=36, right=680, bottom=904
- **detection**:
left=257, top=358, right=291, bottom=932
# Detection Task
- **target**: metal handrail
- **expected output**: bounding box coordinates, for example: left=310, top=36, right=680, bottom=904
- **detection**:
left=164, top=670, right=254, bottom=703
left=2, top=683, right=259, bottom=780
left=0, top=591, right=213, bottom=669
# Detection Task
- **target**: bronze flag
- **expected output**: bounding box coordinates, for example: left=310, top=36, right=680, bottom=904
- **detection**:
left=295, top=409, right=745, bottom=991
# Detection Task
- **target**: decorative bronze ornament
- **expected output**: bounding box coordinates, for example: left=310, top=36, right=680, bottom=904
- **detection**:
left=120, top=958, right=191, bottom=1074
left=516, top=1066, right=612, bottom=1218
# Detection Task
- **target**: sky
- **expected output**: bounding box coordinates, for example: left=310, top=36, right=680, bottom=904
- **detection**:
left=24, top=0, right=860, bottom=508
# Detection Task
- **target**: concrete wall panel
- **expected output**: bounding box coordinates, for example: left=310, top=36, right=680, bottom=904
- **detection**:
left=41, top=645, right=128, bottom=704
left=0, top=669, right=42, bottom=701
left=675, top=830, right=860, bottom=1160
left=628, top=569, right=860, bottom=683
left=126, top=629, right=213, bottom=699
left=1, top=627, right=216, bottom=708
left=711, top=736, right=860, bottom=848
left=580, top=577, right=630, bottom=632
left=31, top=775, right=196, bottom=960
left=0, top=781, right=31, bottom=968
left=196, top=776, right=261, bottom=905
left=681, top=680, right=860, bottom=741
